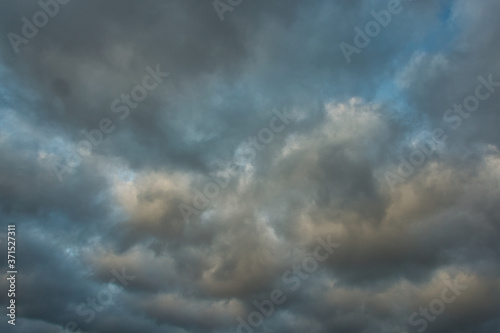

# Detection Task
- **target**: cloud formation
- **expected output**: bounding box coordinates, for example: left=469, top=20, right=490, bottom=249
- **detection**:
left=0, top=0, right=499, bottom=332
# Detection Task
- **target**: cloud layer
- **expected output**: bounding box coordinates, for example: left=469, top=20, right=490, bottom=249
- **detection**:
left=0, top=0, right=499, bottom=332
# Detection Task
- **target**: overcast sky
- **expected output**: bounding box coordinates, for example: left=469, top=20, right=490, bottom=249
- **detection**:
left=1, top=0, right=500, bottom=332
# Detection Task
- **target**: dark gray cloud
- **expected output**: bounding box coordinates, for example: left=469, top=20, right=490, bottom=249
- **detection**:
left=0, top=0, right=499, bottom=332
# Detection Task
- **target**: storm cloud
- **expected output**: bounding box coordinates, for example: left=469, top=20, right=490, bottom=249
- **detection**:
left=0, top=0, right=499, bottom=332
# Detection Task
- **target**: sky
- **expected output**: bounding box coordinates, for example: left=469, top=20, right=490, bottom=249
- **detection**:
left=0, top=0, right=500, bottom=332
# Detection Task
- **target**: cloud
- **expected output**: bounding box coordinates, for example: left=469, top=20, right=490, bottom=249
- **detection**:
left=0, top=0, right=499, bottom=332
